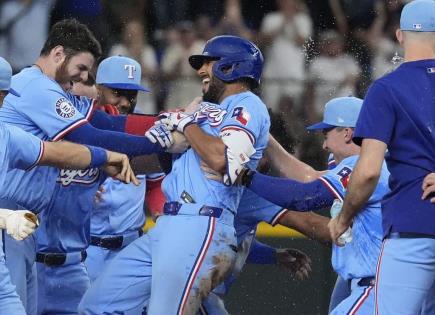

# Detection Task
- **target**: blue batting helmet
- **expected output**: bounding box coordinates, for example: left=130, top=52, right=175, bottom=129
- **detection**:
left=189, top=35, right=264, bottom=86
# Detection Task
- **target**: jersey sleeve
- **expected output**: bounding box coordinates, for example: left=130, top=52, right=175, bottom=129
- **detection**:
left=353, top=81, right=395, bottom=146
left=18, top=80, right=87, bottom=141
left=4, top=124, right=44, bottom=170
left=218, top=98, right=268, bottom=146
left=319, top=159, right=355, bottom=202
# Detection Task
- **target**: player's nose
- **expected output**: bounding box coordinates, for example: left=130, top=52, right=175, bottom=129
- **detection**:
left=80, top=71, right=89, bottom=83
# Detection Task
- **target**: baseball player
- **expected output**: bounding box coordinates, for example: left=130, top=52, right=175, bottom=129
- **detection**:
left=0, top=19, right=175, bottom=314
left=328, top=1, right=435, bottom=314
left=0, top=56, right=136, bottom=314
left=79, top=35, right=270, bottom=315
left=83, top=56, right=166, bottom=283
left=236, top=97, right=390, bottom=314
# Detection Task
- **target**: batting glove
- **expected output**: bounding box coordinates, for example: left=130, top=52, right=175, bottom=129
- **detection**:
left=145, top=123, right=174, bottom=150
left=159, top=111, right=200, bottom=133
left=0, top=209, right=39, bottom=241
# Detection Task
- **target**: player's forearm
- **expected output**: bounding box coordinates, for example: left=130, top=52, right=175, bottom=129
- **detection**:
left=246, top=240, right=277, bottom=265
left=40, top=141, right=92, bottom=169
left=247, top=172, right=335, bottom=211
left=266, top=135, right=321, bottom=182
left=65, top=123, right=163, bottom=157
left=279, top=211, right=331, bottom=244
left=40, top=141, right=109, bottom=170
left=184, top=124, right=226, bottom=172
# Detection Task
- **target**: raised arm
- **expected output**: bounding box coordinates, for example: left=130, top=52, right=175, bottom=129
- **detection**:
left=266, top=134, right=324, bottom=182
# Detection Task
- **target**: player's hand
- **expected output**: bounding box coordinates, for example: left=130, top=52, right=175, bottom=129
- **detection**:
left=276, top=248, right=312, bottom=280
left=166, top=131, right=190, bottom=154
left=103, top=151, right=139, bottom=186
left=158, top=111, right=197, bottom=133
left=5, top=210, right=39, bottom=241
left=328, top=215, right=351, bottom=247
left=422, top=173, right=435, bottom=203
left=94, top=185, right=105, bottom=203
left=200, top=160, right=224, bottom=182
left=145, top=122, right=174, bottom=149
left=234, top=167, right=256, bottom=186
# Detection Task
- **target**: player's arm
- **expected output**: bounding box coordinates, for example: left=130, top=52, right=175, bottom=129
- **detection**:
left=239, top=170, right=335, bottom=212
left=278, top=211, right=331, bottom=244
left=266, top=134, right=324, bottom=182
left=247, top=239, right=311, bottom=280
left=184, top=124, right=226, bottom=172
left=329, top=138, right=386, bottom=242
left=422, top=173, right=435, bottom=203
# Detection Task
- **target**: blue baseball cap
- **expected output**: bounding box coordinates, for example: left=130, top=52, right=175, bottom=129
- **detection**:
left=306, top=97, right=363, bottom=131
left=0, top=57, right=19, bottom=96
left=400, top=0, right=435, bottom=32
left=96, top=56, right=150, bottom=92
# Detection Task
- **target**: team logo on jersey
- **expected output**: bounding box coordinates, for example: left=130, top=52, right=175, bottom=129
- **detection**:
left=337, top=167, right=352, bottom=188
left=232, top=107, right=250, bottom=126
left=57, top=168, right=100, bottom=186
left=55, top=98, right=76, bottom=119
left=194, top=102, right=227, bottom=127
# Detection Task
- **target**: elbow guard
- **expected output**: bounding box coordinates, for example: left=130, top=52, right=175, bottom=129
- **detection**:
left=219, top=128, right=256, bottom=186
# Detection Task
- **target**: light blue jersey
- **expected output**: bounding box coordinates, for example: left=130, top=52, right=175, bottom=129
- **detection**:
left=162, top=93, right=270, bottom=213
left=319, top=155, right=390, bottom=280
left=79, top=91, right=271, bottom=315
left=0, top=66, right=102, bottom=314
left=0, top=67, right=92, bottom=140
left=91, top=175, right=146, bottom=235
left=0, top=122, right=43, bottom=192
left=0, top=122, right=43, bottom=315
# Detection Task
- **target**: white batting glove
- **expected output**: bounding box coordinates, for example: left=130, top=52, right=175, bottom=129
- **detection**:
left=145, top=123, right=174, bottom=150
left=0, top=209, right=39, bottom=241
left=158, top=111, right=198, bottom=133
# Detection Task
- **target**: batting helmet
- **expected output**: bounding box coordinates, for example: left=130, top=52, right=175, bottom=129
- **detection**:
left=189, top=35, right=264, bottom=86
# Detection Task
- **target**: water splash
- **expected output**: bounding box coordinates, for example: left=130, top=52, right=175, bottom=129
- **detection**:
left=391, top=52, right=404, bottom=65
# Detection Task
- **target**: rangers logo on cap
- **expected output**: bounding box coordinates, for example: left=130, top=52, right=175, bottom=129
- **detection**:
left=55, top=98, right=76, bottom=119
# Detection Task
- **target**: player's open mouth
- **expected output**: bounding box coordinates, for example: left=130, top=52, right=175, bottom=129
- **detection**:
left=202, top=78, right=210, bottom=89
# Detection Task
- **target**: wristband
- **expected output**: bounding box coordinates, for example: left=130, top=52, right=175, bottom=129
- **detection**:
left=86, top=145, right=108, bottom=168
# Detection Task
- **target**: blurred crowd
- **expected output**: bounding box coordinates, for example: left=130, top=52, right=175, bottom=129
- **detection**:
left=0, top=0, right=406, bottom=167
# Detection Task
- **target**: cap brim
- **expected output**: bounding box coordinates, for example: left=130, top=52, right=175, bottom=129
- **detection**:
left=306, top=122, right=335, bottom=131
left=8, top=88, right=20, bottom=97
left=101, top=83, right=150, bottom=92
left=188, top=55, right=219, bottom=70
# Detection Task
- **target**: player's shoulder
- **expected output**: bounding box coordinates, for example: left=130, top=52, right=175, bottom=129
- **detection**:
left=328, top=155, right=358, bottom=174
left=231, top=91, right=269, bottom=116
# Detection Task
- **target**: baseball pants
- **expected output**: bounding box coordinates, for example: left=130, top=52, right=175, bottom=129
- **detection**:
left=375, top=236, right=435, bottom=315
left=79, top=214, right=237, bottom=315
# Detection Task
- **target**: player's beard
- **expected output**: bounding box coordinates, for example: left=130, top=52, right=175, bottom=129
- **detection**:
left=202, top=76, right=226, bottom=103
left=55, top=59, right=70, bottom=87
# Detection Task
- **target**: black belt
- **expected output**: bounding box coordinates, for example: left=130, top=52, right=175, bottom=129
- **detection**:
left=36, top=250, right=87, bottom=267
left=358, top=277, right=375, bottom=287
left=90, top=229, right=143, bottom=250
left=163, top=202, right=224, bottom=218
left=387, top=232, right=435, bottom=239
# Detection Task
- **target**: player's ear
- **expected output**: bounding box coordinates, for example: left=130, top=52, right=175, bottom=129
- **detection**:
left=344, top=128, right=353, bottom=143
left=51, top=45, right=66, bottom=64
left=396, top=29, right=404, bottom=46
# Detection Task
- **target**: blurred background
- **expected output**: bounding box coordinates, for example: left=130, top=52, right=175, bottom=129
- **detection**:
left=0, top=0, right=407, bottom=313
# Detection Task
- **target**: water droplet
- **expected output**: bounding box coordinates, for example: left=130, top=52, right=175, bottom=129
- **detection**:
left=391, top=52, right=404, bottom=65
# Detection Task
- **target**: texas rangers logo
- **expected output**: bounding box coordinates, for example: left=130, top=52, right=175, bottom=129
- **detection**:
left=337, top=167, right=352, bottom=188
left=232, top=107, right=251, bottom=126
left=57, top=168, right=100, bottom=186
left=124, top=64, right=136, bottom=79
left=55, top=98, right=76, bottom=119
left=195, top=102, right=227, bottom=127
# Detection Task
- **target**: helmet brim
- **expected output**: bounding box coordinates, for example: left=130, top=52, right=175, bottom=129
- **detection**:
left=188, top=55, right=219, bottom=70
